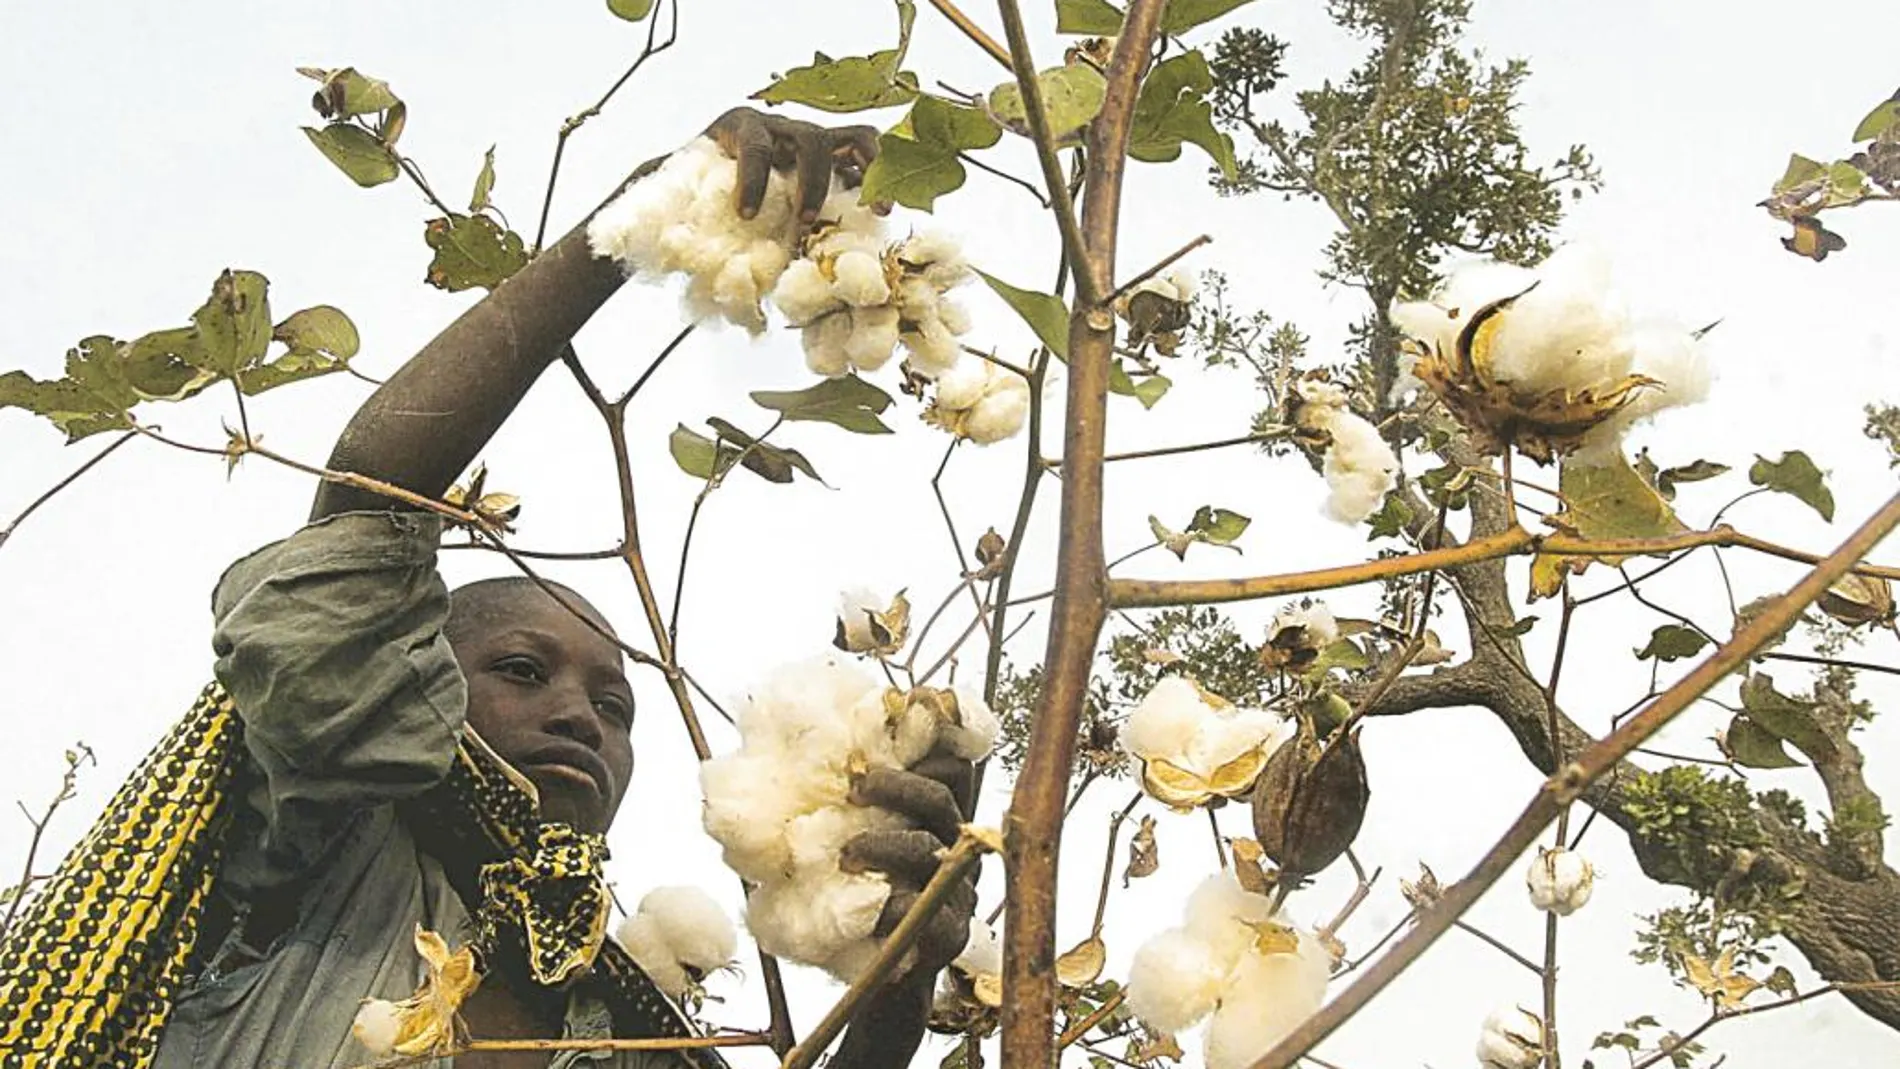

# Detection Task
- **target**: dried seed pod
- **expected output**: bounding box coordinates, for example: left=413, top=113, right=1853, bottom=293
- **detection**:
left=1817, top=573, right=1895, bottom=628
left=1250, top=717, right=1368, bottom=879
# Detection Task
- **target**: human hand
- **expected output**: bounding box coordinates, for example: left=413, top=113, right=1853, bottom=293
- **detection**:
left=841, top=751, right=978, bottom=979
left=702, top=106, right=880, bottom=225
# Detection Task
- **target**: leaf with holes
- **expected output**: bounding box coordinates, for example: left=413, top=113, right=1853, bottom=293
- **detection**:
left=1749, top=451, right=1834, bottom=522
left=753, top=2, right=918, bottom=113
left=191, top=269, right=274, bottom=377
left=423, top=214, right=529, bottom=292
left=986, top=63, right=1107, bottom=145
left=1739, top=674, right=1835, bottom=761
left=750, top=376, right=895, bottom=434
left=1127, top=51, right=1236, bottom=179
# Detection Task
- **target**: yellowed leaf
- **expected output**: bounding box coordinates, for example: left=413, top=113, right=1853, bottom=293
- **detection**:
left=972, top=971, right=1004, bottom=1007
left=1142, top=647, right=1186, bottom=666
left=1055, top=935, right=1107, bottom=987
left=1122, top=814, right=1159, bottom=886
left=1681, top=947, right=1762, bottom=1009
left=1229, top=837, right=1275, bottom=896
left=1132, top=1031, right=1185, bottom=1062
left=381, top=925, right=483, bottom=1056
left=1241, top=918, right=1301, bottom=956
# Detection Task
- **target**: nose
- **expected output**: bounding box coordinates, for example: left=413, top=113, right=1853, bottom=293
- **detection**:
left=543, top=680, right=605, bottom=750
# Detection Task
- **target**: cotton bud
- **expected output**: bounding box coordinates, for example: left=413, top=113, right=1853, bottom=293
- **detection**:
left=1259, top=598, right=1340, bottom=672
left=1476, top=1005, right=1545, bottom=1069
left=1250, top=716, right=1368, bottom=880
left=1525, top=846, right=1595, bottom=916
left=351, top=998, right=403, bottom=1055
left=615, top=886, right=739, bottom=1000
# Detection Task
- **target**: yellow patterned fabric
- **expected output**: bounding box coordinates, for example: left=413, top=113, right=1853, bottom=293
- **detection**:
left=0, top=684, right=714, bottom=1069
left=0, top=684, right=244, bottom=1069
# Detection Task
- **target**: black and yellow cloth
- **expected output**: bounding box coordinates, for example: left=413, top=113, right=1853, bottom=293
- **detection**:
left=0, top=512, right=713, bottom=1068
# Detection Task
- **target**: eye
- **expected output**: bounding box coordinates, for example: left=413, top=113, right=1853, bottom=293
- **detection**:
left=492, top=654, right=548, bottom=684
left=592, top=694, right=634, bottom=728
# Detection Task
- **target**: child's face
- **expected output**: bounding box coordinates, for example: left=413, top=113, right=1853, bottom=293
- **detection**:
left=448, top=590, right=635, bottom=834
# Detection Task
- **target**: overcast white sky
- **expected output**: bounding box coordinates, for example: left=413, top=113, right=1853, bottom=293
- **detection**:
left=2, top=2, right=1897, bottom=1067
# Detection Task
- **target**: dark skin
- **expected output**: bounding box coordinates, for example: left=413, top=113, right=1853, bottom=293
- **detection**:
left=310, top=109, right=971, bottom=1068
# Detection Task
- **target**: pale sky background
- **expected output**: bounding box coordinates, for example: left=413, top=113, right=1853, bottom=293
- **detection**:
left=2, top=2, right=1898, bottom=1067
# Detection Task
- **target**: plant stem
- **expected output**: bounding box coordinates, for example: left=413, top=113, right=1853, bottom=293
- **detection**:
left=925, top=0, right=1014, bottom=69
left=0, top=430, right=138, bottom=551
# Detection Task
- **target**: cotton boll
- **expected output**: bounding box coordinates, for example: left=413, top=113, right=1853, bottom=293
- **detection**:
left=843, top=309, right=901, bottom=372
left=1127, top=926, right=1229, bottom=1033
left=701, top=754, right=802, bottom=881
left=1270, top=599, right=1339, bottom=649
left=616, top=912, right=692, bottom=999
left=711, top=257, right=766, bottom=331
left=785, top=805, right=897, bottom=874
left=1203, top=957, right=1325, bottom=1069
left=832, top=251, right=892, bottom=307
left=803, top=313, right=854, bottom=377
left=963, top=377, right=1030, bottom=444
left=1124, top=676, right=1210, bottom=762
left=1476, top=1005, right=1545, bottom=1069
left=747, top=870, right=890, bottom=966
left=895, top=277, right=941, bottom=319
left=351, top=999, right=403, bottom=1056
left=933, top=357, right=991, bottom=412
left=1183, top=873, right=1278, bottom=958
left=903, top=317, right=962, bottom=375
left=747, top=239, right=792, bottom=293
left=1306, top=405, right=1397, bottom=525
left=937, top=298, right=973, bottom=337
left=1185, top=706, right=1288, bottom=776
left=1526, top=845, right=1595, bottom=916
left=636, top=886, right=738, bottom=975
left=1489, top=243, right=1632, bottom=394
left=836, top=587, right=889, bottom=653
left=776, top=259, right=842, bottom=326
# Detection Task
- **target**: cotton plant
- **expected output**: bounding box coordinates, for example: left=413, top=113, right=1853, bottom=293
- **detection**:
left=699, top=655, right=998, bottom=982
left=613, top=886, right=739, bottom=1001
left=923, top=354, right=1031, bottom=444
left=1525, top=845, right=1596, bottom=916
left=1258, top=597, right=1342, bottom=673
left=1289, top=376, right=1400, bottom=525
left=1123, top=675, right=1294, bottom=810
left=1125, top=873, right=1334, bottom=1069
left=774, top=228, right=975, bottom=379
left=1390, top=242, right=1713, bottom=463
left=1114, top=267, right=1198, bottom=354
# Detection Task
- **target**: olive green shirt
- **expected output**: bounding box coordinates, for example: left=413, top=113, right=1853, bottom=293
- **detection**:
left=151, top=511, right=687, bottom=1069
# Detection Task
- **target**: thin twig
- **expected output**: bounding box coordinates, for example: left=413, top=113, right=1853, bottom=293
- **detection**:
left=925, top=0, right=1014, bottom=69
left=993, top=0, right=1097, bottom=304
left=0, top=430, right=138, bottom=551
left=0, top=746, right=93, bottom=936
left=1104, top=234, right=1213, bottom=306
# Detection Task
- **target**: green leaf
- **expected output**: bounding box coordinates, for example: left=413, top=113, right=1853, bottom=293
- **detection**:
left=986, top=63, right=1107, bottom=145
left=301, top=67, right=400, bottom=119
left=606, top=0, right=657, bottom=20
left=1634, top=624, right=1709, bottom=663
left=1307, top=638, right=1371, bottom=675
left=122, top=328, right=214, bottom=401
left=974, top=268, right=1070, bottom=358
left=1739, top=673, right=1835, bottom=760
left=669, top=423, right=736, bottom=481
left=190, top=269, right=274, bottom=377
left=1109, top=361, right=1170, bottom=407
left=706, top=416, right=825, bottom=485
left=910, top=95, right=1002, bottom=151
left=1366, top=493, right=1413, bottom=540
left=1725, top=716, right=1801, bottom=769
left=1127, top=50, right=1236, bottom=179
left=0, top=337, right=135, bottom=440
left=1853, top=99, right=1900, bottom=142
left=749, top=375, right=895, bottom=434
left=1160, top=0, right=1256, bottom=35
left=1530, top=452, right=1686, bottom=598
left=1748, top=451, right=1834, bottom=522
left=860, top=133, right=964, bottom=211
left=1772, top=153, right=1826, bottom=195
left=1824, top=161, right=1871, bottom=207
left=470, top=145, right=497, bottom=213
left=753, top=1, right=918, bottom=113
left=239, top=350, right=350, bottom=396
left=1055, top=0, right=1125, bottom=34
left=302, top=123, right=400, bottom=187
left=1188, top=505, right=1249, bottom=545
left=272, top=305, right=360, bottom=363
left=423, top=214, right=529, bottom=292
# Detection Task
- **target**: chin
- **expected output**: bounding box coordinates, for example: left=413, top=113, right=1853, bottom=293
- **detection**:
left=530, top=778, right=607, bottom=833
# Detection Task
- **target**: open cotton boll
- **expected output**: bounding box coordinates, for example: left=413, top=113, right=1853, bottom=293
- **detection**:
left=634, top=886, right=738, bottom=976
left=932, top=357, right=991, bottom=412
left=1126, top=926, right=1229, bottom=1033
left=1123, top=676, right=1210, bottom=762
left=1576, top=321, right=1712, bottom=459
left=1320, top=409, right=1399, bottom=523
left=832, top=251, right=892, bottom=307
left=1269, top=598, right=1340, bottom=649
left=963, top=377, right=1030, bottom=444
left=902, top=317, right=962, bottom=375
left=802, top=313, right=854, bottom=377
left=1185, top=706, right=1289, bottom=777
left=938, top=299, right=972, bottom=337
left=351, top=998, right=403, bottom=1056
left=616, top=913, right=691, bottom=999
left=701, top=755, right=846, bottom=882
left=1487, top=243, right=1633, bottom=394
left=843, top=307, right=902, bottom=371
left=941, top=685, right=1002, bottom=760
left=1203, top=955, right=1327, bottom=1069
left=1477, top=1005, right=1545, bottom=1069
left=785, top=804, right=901, bottom=873
left=775, top=259, right=841, bottom=326
left=1183, top=872, right=1279, bottom=958
left=836, top=587, right=890, bottom=654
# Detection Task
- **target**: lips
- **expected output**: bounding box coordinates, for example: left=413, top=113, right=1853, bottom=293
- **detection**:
left=519, top=740, right=612, bottom=800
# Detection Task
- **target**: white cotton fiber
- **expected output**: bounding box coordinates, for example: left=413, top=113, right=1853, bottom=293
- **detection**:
left=614, top=887, right=737, bottom=1000
left=928, top=357, right=1030, bottom=445
left=1126, top=927, right=1229, bottom=1032
left=833, top=251, right=892, bottom=307
left=351, top=999, right=403, bottom=1056
left=701, top=655, right=1001, bottom=982
left=953, top=920, right=1003, bottom=977
left=844, top=307, right=902, bottom=371
left=1293, top=380, right=1398, bottom=525
left=587, top=138, right=807, bottom=333
left=1123, top=677, right=1289, bottom=782
left=775, top=258, right=839, bottom=326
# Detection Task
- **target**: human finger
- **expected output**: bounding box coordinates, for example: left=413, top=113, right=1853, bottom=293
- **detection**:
left=851, top=767, right=963, bottom=845
left=840, top=828, right=945, bottom=886
left=906, top=753, right=976, bottom=816
left=793, top=125, right=837, bottom=223
left=830, top=125, right=881, bottom=187
left=873, top=879, right=976, bottom=972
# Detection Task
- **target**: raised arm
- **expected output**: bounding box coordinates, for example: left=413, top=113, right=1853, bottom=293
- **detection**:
left=310, top=108, right=877, bottom=520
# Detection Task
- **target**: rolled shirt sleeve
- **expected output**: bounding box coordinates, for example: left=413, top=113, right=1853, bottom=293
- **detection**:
left=210, top=510, right=468, bottom=883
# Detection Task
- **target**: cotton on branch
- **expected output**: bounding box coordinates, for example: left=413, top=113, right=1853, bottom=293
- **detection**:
left=925, top=355, right=1031, bottom=444
left=699, top=655, right=998, bottom=981
left=1525, top=844, right=1596, bottom=916
left=1123, top=675, right=1293, bottom=810
left=613, top=885, right=738, bottom=1000
left=1125, top=873, right=1333, bottom=1069
left=1476, top=1004, right=1546, bottom=1069
left=1291, top=378, right=1399, bottom=524
left=775, top=229, right=975, bottom=379
left=1390, top=242, right=1713, bottom=461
